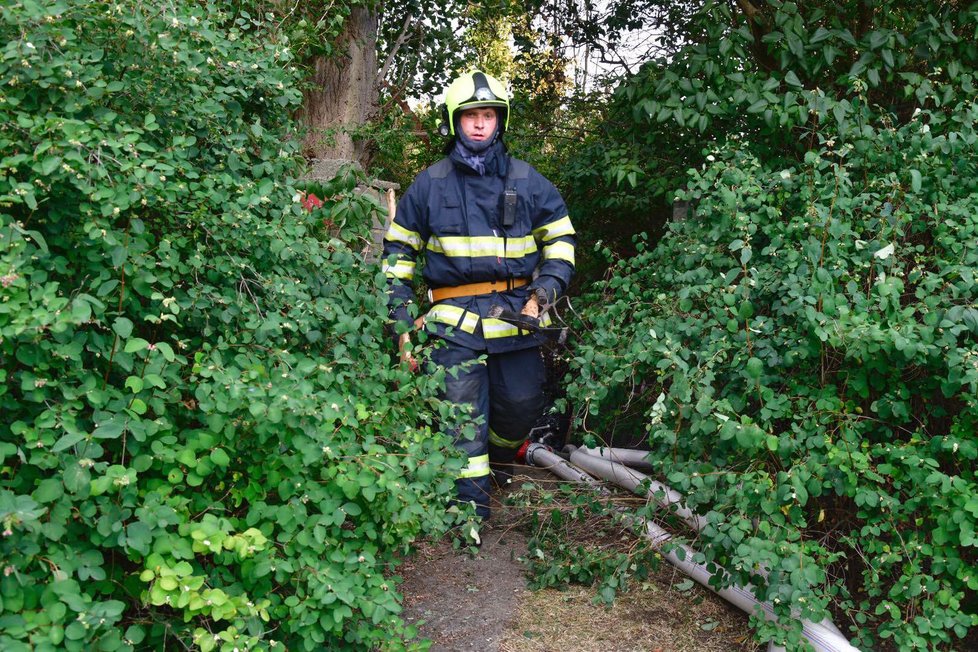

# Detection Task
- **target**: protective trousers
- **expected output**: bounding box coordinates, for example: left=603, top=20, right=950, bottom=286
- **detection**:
left=432, top=342, right=546, bottom=520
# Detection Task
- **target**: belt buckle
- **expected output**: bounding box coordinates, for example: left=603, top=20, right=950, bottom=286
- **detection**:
left=426, top=288, right=434, bottom=303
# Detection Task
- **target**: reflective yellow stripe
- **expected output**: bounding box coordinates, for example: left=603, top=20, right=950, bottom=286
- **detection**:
left=489, top=428, right=524, bottom=449
left=425, top=307, right=545, bottom=339
left=459, top=454, right=490, bottom=479
left=426, top=305, right=478, bottom=334
left=543, top=241, right=575, bottom=265
left=482, top=318, right=522, bottom=339
left=460, top=311, right=479, bottom=333
left=428, top=235, right=537, bottom=258
left=533, top=216, right=575, bottom=242
left=386, top=221, right=423, bottom=250
left=382, top=258, right=415, bottom=280
left=483, top=315, right=549, bottom=339
left=426, top=304, right=464, bottom=329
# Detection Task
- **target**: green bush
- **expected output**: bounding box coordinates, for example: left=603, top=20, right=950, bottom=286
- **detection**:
left=1, top=2, right=462, bottom=650
left=565, top=3, right=978, bottom=648
left=567, top=85, right=978, bottom=648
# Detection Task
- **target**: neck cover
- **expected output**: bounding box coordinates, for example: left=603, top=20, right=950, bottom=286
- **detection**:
left=453, top=113, right=500, bottom=175
left=453, top=139, right=487, bottom=175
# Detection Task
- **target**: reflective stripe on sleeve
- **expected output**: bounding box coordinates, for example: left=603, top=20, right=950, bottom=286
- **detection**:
left=385, top=221, right=423, bottom=250
left=489, top=428, right=525, bottom=449
left=483, top=314, right=553, bottom=339
left=428, top=235, right=537, bottom=259
left=482, top=318, right=522, bottom=339
left=459, top=454, right=491, bottom=479
left=382, top=258, right=416, bottom=280
left=459, top=310, right=479, bottom=333
left=542, top=240, right=575, bottom=265
left=532, top=216, right=575, bottom=242
left=426, top=305, right=479, bottom=333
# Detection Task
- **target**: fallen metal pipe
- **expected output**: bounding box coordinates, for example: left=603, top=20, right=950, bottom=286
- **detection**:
left=523, top=443, right=602, bottom=486
left=529, top=447, right=858, bottom=652
left=580, top=445, right=653, bottom=472
left=569, top=446, right=707, bottom=531
left=642, top=519, right=857, bottom=652
left=572, top=446, right=849, bottom=644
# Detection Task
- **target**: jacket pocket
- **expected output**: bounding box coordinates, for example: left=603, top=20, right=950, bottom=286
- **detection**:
left=435, top=195, right=465, bottom=235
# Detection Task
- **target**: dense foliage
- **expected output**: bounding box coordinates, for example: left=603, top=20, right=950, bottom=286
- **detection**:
left=567, top=2, right=978, bottom=649
left=0, top=2, right=463, bottom=650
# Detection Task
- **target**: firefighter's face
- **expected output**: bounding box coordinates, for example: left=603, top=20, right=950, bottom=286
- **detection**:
left=458, top=107, right=498, bottom=141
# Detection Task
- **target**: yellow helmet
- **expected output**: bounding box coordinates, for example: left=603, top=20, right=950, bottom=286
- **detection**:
left=439, top=70, right=510, bottom=137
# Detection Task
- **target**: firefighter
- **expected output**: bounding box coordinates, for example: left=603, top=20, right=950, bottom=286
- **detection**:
left=382, top=70, right=576, bottom=525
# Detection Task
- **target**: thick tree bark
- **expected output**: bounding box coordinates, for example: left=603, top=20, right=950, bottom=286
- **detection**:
left=297, top=6, right=378, bottom=168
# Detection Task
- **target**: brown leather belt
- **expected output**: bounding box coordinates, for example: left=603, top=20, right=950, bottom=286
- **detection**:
left=428, top=278, right=529, bottom=302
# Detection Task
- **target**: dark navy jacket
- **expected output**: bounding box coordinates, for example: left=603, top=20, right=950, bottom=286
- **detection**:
left=383, top=143, right=575, bottom=354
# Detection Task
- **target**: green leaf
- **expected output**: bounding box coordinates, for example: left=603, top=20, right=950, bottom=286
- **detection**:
left=811, top=27, right=832, bottom=44
left=910, top=169, right=922, bottom=192
left=63, top=464, right=91, bottom=494
left=34, top=478, right=64, bottom=503
left=40, top=155, right=62, bottom=175
left=735, top=423, right=763, bottom=449
left=747, top=99, right=768, bottom=113
left=125, top=338, right=150, bottom=353
left=176, top=449, right=197, bottom=466
left=881, top=48, right=894, bottom=68
left=71, top=297, right=92, bottom=322
left=93, top=416, right=126, bottom=439
left=144, top=374, right=166, bottom=389
left=745, top=357, right=763, bottom=379
left=738, top=301, right=754, bottom=320
left=113, top=317, right=134, bottom=338
left=126, top=521, right=152, bottom=554
left=52, top=432, right=87, bottom=453
left=111, top=246, right=127, bottom=267
left=155, top=342, right=175, bottom=362
left=210, top=448, right=230, bottom=467
left=129, top=398, right=147, bottom=415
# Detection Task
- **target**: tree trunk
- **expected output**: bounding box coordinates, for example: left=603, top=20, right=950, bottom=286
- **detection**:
left=298, top=6, right=378, bottom=168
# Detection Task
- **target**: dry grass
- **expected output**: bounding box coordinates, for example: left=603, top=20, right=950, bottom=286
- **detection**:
left=499, top=566, right=760, bottom=652
left=400, top=465, right=762, bottom=652
left=496, top=468, right=761, bottom=652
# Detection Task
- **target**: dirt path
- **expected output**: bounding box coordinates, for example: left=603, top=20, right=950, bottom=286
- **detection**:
left=400, top=467, right=759, bottom=652
left=400, top=520, right=531, bottom=651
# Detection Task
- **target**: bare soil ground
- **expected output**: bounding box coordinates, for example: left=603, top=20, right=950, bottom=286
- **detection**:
left=400, top=465, right=760, bottom=652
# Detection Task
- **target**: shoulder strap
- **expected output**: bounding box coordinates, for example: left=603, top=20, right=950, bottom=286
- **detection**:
left=427, top=157, right=453, bottom=179
left=507, top=158, right=530, bottom=182
left=502, top=158, right=531, bottom=228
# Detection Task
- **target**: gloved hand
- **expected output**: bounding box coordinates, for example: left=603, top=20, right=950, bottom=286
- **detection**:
left=398, top=332, right=419, bottom=373
left=521, top=287, right=550, bottom=318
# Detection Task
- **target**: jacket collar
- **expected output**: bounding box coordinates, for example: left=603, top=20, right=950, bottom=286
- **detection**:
left=449, top=140, right=508, bottom=177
